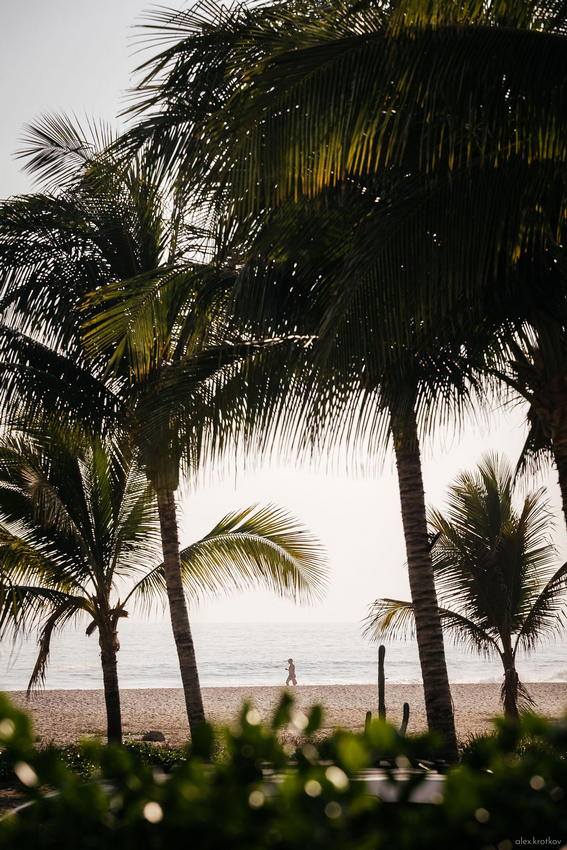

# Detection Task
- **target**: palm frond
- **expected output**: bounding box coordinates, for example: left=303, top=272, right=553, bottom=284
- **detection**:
left=203, top=3, right=567, bottom=204
left=364, top=597, right=499, bottom=655
left=515, top=406, right=553, bottom=480
left=0, top=583, right=80, bottom=637
left=27, top=598, right=87, bottom=691
left=18, top=113, right=116, bottom=191
left=110, top=469, right=162, bottom=578
left=127, top=503, right=327, bottom=608
left=364, top=598, right=416, bottom=642
left=0, top=325, right=123, bottom=437
left=514, top=560, right=567, bottom=652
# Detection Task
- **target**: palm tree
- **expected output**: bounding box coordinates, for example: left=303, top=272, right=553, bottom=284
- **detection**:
left=0, top=428, right=326, bottom=743
left=366, top=454, right=567, bottom=719
left=222, top=188, right=473, bottom=759
left=0, top=118, right=311, bottom=735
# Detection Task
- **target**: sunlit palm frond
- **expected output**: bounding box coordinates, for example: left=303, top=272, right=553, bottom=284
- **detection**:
left=0, top=519, right=89, bottom=603
left=198, top=1, right=567, bottom=205
left=125, top=0, right=567, bottom=385
left=111, top=470, right=161, bottom=578
left=81, top=266, right=189, bottom=372
left=364, top=598, right=416, bottom=642
left=127, top=503, right=327, bottom=609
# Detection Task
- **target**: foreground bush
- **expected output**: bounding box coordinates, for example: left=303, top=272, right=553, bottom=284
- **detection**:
left=0, top=693, right=565, bottom=849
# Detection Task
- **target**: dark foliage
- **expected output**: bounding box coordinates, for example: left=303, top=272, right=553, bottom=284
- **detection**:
left=0, top=692, right=566, bottom=848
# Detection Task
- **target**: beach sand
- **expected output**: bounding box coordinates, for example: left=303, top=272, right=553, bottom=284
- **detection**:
left=6, top=682, right=567, bottom=746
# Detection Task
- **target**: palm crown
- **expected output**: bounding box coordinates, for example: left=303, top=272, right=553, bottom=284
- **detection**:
left=0, top=428, right=327, bottom=742
left=367, top=453, right=567, bottom=717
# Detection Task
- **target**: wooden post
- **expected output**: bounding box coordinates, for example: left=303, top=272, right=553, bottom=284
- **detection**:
left=378, top=645, right=386, bottom=720
left=400, top=702, right=410, bottom=735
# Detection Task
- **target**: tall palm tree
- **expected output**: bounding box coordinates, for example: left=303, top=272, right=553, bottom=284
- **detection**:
left=226, top=189, right=473, bottom=759
left=0, top=429, right=326, bottom=743
left=366, top=454, right=567, bottom=719
left=0, top=118, right=309, bottom=735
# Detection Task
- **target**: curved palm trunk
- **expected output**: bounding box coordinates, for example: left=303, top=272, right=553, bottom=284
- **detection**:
left=99, top=628, right=122, bottom=744
left=500, top=648, right=520, bottom=720
left=390, top=404, right=458, bottom=762
left=156, top=486, right=205, bottom=735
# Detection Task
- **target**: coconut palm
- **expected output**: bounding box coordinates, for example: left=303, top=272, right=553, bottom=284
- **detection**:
left=366, top=454, right=567, bottom=719
left=84, top=161, right=466, bottom=756
left=0, top=117, right=311, bottom=735
left=0, top=429, right=326, bottom=743
left=222, top=189, right=472, bottom=759
left=117, top=0, right=561, bottom=760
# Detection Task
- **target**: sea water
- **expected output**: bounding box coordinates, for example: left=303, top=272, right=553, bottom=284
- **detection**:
left=2, top=620, right=566, bottom=691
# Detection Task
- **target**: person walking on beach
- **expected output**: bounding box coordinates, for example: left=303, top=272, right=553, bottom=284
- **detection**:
left=285, top=658, right=297, bottom=686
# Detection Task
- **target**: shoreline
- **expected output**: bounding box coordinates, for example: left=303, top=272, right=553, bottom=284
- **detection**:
left=5, top=682, right=567, bottom=745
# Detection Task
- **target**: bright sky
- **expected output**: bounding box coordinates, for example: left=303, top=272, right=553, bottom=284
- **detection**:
left=1, top=1, right=565, bottom=626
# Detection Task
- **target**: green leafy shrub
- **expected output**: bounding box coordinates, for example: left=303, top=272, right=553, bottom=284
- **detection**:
left=0, top=692, right=565, bottom=849
left=460, top=725, right=567, bottom=764
left=122, top=741, right=189, bottom=771
left=0, top=740, right=186, bottom=784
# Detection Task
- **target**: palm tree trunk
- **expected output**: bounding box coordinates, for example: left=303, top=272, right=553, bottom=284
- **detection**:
left=390, top=404, right=458, bottom=762
left=501, top=649, right=520, bottom=719
left=156, top=485, right=205, bottom=735
left=99, top=628, right=122, bottom=744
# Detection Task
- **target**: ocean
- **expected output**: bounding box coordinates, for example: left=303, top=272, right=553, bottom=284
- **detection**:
left=2, top=620, right=566, bottom=691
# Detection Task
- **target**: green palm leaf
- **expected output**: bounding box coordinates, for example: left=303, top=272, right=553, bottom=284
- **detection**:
left=364, top=598, right=500, bottom=656
left=0, top=583, right=80, bottom=636
left=27, top=597, right=89, bottom=691
left=515, top=561, right=567, bottom=652
left=127, top=503, right=327, bottom=608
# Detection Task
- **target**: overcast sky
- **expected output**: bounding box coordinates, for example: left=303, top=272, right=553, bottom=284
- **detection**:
left=1, top=1, right=564, bottom=626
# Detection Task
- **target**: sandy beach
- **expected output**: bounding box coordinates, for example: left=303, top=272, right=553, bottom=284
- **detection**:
left=6, top=682, right=567, bottom=746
